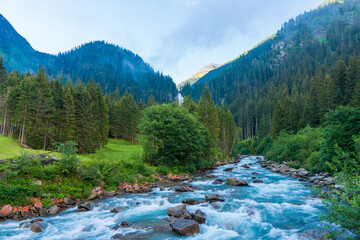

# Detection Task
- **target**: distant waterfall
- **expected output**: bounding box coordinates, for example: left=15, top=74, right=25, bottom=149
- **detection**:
left=176, top=92, right=184, bottom=105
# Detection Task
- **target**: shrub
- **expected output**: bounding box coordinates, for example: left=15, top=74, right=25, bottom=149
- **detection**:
left=56, top=141, right=80, bottom=176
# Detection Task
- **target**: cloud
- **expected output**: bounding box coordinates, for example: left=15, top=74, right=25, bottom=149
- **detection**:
left=148, top=0, right=323, bottom=83
left=1, top=0, right=323, bottom=84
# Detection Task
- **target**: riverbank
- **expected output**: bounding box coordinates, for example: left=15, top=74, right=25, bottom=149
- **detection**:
left=0, top=154, right=239, bottom=224
left=0, top=155, right=327, bottom=239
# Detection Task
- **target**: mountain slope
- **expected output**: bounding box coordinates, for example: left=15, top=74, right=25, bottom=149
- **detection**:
left=188, top=0, right=360, bottom=139
left=177, top=63, right=220, bottom=89
left=0, top=14, right=176, bottom=102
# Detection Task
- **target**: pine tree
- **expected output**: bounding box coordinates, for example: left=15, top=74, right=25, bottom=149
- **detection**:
left=350, top=81, right=360, bottom=107
left=344, top=57, right=357, bottom=104
left=63, top=83, right=76, bottom=141
left=146, top=94, right=156, bottom=108
left=319, top=75, right=336, bottom=122
left=271, top=89, right=298, bottom=138
left=197, top=85, right=220, bottom=145
left=336, top=60, right=347, bottom=105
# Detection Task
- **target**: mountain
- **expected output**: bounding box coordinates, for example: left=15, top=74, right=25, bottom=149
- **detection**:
left=0, top=14, right=176, bottom=103
left=186, top=0, right=360, bottom=139
left=177, top=63, right=220, bottom=89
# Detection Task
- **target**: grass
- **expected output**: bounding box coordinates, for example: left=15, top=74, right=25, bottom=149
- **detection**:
left=0, top=135, right=142, bottom=162
left=0, top=135, right=46, bottom=159
left=79, top=138, right=143, bottom=162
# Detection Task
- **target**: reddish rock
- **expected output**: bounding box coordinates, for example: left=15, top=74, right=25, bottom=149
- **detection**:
left=21, top=206, right=32, bottom=218
left=34, top=202, right=43, bottom=209
left=0, top=204, right=13, bottom=218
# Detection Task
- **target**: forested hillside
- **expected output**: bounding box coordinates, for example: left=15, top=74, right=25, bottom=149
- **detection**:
left=186, top=0, right=360, bottom=140
left=0, top=14, right=176, bottom=103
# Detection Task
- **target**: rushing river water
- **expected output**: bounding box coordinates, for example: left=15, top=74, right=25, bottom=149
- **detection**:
left=0, top=156, right=327, bottom=240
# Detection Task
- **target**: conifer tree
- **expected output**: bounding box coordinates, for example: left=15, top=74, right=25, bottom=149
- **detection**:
left=197, top=85, right=220, bottom=145
left=344, top=57, right=357, bottom=104
left=146, top=94, right=156, bottom=108
left=350, top=81, right=360, bottom=107
left=63, top=83, right=76, bottom=141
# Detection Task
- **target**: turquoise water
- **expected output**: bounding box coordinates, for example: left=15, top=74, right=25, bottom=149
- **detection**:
left=0, top=156, right=326, bottom=239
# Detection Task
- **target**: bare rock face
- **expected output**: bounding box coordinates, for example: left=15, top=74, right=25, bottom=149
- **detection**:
left=170, top=219, right=200, bottom=235
left=226, top=178, right=248, bottom=186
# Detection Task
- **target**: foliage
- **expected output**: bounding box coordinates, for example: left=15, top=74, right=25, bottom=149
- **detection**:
left=321, top=137, right=360, bottom=238
left=140, top=104, right=213, bottom=171
left=187, top=0, right=360, bottom=140
left=55, top=141, right=79, bottom=176
left=320, top=106, right=360, bottom=172
left=266, top=126, right=323, bottom=171
left=236, top=138, right=256, bottom=155
left=0, top=12, right=177, bottom=103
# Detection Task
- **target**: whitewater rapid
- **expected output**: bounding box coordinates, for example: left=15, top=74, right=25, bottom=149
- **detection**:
left=0, top=156, right=326, bottom=240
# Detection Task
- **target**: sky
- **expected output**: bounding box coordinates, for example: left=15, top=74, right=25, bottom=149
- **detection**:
left=1, top=0, right=323, bottom=84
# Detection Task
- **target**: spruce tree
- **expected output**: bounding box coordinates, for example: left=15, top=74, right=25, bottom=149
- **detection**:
left=197, top=85, right=220, bottom=145
left=146, top=94, right=156, bottom=108
left=63, top=83, right=76, bottom=141
left=344, top=57, right=357, bottom=104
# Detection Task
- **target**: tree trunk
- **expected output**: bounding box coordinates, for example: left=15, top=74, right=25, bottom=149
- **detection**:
left=2, top=109, right=7, bottom=135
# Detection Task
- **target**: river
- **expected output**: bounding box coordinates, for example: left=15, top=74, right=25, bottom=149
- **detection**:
left=0, top=156, right=326, bottom=240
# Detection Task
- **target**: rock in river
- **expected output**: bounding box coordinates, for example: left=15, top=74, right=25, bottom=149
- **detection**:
left=212, top=179, right=224, bottom=185
left=181, top=199, right=200, bottom=205
left=170, top=219, right=200, bottom=235
left=204, top=194, right=225, bottom=203
left=167, top=205, right=191, bottom=219
left=226, top=178, right=248, bottom=186
left=191, top=209, right=206, bottom=224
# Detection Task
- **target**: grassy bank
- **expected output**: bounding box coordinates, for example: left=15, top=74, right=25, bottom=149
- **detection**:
left=0, top=135, right=47, bottom=159
left=0, top=136, right=151, bottom=206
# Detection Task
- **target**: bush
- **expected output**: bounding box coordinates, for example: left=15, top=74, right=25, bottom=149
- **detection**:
left=320, top=106, right=360, bottom=172
left=256, top=136, right=272, bottom=155
left=56, top=141, right=80, bottom=176
left=266, top=126, right=323, bottom=169
left=236, top=138, right=255, bottom=155
left=321, top=137, right=360, bottom=238
left=0, top=180, right=40, bottom=205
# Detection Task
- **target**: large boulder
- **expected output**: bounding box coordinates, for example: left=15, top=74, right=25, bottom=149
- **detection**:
left=167, top=205, right=191, bottom=219
left=170, top=219, right=200, bottom=235
left=0, top=204, right=13, bottom=218
left=226, top=178, right=248, bottom=186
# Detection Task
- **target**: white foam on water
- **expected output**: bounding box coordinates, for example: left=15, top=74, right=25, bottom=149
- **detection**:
left=186, top=225, right=239, bottom=240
